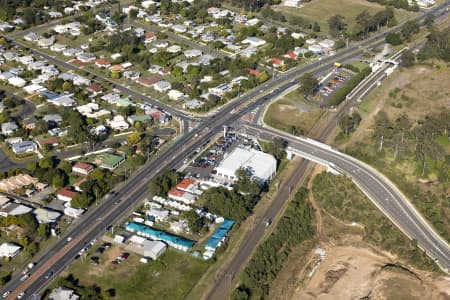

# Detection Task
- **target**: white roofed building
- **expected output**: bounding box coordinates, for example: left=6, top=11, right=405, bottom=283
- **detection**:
left=216, top=148, right=276, bottom=183
left=0, top=242, right=21, bottom=258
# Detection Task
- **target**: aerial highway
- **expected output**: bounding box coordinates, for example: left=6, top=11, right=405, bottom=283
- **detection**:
left=2, top=2, right=449, bottom=299
left=246, top=123, right=450, bottom=270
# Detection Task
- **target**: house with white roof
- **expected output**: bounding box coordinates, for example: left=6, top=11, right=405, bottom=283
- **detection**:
left=154, top=81, right=171, bottom=93
left=38, top=36, right=55, bottom=48
left=107, top=115, right=130, bottom=131
left=172, top=24, right=187, bottom=33
left=23, top=84, right=46, bottom=94
left=184, top=49, right=202, bottom=58
left=168, top=89, right=185, bottom=101
left=167, top=45, right=182, bottom=53
left=183, top=99, right=204, bottom=110
left=1, top=122, right=18, bottom=136
left=49, top=287, right=79, bottom=300
left=47, top=93, right=76, bottom=107
left=50, top=43, right=67, bottom=52
left=242, top=37, right=266, bottom=47
left=0, top=243, right=21, bottom=258
left=8, top=76, right=26, bottom=87
left=23, top=32, right=41, bottom=42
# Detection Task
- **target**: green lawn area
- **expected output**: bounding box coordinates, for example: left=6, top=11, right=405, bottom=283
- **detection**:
left=56, top=247, right=209, bottom=300
left=264, top=91, right=324, bottom=135
left=435, top=135, right=450, bottom=151
left=278, top=0, right=416, bottom=34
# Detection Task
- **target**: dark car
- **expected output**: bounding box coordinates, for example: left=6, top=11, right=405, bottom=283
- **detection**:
left=44, top=271, right=53, bottom=280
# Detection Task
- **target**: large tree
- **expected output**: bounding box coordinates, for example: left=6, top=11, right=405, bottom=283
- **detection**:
left=328, top=15, right=347, bottom=37
left=298, top=73, right=318, bottom=95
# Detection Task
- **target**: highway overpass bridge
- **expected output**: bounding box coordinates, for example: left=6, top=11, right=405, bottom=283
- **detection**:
left=244, top=123, right=450, bottom=273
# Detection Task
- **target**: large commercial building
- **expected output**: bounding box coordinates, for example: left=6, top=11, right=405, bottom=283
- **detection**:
left=216, top=148, right=277, bottom=183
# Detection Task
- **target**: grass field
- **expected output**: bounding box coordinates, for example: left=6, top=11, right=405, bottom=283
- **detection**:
left=264, top=91, right=324, bottom=136
left=56, top=247, right=209, bottom=300
left=277, top=0, right=416, bottom=34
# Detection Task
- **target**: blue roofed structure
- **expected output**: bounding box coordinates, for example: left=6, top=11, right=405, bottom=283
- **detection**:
left=204, top=219, right=235, bottom=252
left=125, top=222, right=195, bottom=252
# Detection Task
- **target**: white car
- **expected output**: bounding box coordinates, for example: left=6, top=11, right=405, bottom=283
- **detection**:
left=17, top=291, right=25, bottom=299
left=2, top=291, right=10, bottom=298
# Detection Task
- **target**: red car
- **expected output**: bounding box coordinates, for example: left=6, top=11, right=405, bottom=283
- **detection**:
left=111, top=260, right=118, bottom=265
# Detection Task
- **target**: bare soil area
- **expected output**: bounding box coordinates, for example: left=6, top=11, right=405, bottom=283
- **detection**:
left=269, top=167, right=450, bottom=300
left=292, top=245, right=450, bottom=300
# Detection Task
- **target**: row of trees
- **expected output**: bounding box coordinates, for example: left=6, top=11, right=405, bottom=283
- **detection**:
left=327, top=8, right=397, bottom=40
left=372, top=111, right=449, bottom=178
left=71, top=168, right=117, bottom=208
left=329, top=66, right=372, bottom=106
left=0, top=0, right=82, bottom=27
left=418, top=25, right=450, bottom=62
left=385, top=20, right=420, bottom=45
left=367, top=0, right=419, bottom=11
left=339, top=112, right=362, bottom=135
left=232, top=187, right=315, bottom=299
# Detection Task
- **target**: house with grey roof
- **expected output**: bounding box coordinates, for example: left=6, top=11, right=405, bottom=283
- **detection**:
left=11, top=141, right=37, bottom=155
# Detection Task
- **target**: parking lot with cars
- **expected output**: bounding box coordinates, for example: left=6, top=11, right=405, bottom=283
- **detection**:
left=312, top=69, right=355, bottom=106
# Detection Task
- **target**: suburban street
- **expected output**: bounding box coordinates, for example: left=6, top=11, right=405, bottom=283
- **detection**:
left=1, top=2, right=449, bottom=299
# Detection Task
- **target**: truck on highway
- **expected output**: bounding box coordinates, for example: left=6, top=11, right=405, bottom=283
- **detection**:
left=22, top=262, right=35, bottom=274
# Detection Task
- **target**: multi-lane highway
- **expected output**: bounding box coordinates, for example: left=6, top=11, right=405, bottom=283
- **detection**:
left=2, top=2, right=449, bottom=299
left=246, top=123, right=450, bottom=270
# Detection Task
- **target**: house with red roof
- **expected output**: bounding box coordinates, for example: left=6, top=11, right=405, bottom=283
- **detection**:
left=271, top=58, right=284, bottom=67
left=136, top=76, right=163, bottom=88
left=283, top=52, right=298, bottom=60
left=95, top=58, right=111, bottom=68
left=57, top=187, right=77, bottom=202
left=175, top=178, right=197, bottom=192
left=144, top=32, right=157, bottom=44
left=87, top=83, right=103, bottom=95
left=35, top=137, right=59, bottom=149
left=247, top=68, right=260, bottom=76
left=109, top=64, right=125, bottom=72
left=168, top=188, right=197, bottom=204
left=72, top=162, right=94, bottom=176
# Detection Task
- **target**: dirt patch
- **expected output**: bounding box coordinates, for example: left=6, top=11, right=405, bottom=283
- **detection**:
left=292, top=245, right=450, bottom=300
